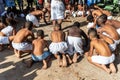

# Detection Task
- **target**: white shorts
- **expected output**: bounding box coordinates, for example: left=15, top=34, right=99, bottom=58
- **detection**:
left=91, top=54, right=115, bottom=64
left=107, top=16, right=112, bottom=20
left=26, top=14, right=39, bottom=27
left=114, top=39, right=120, bottom=45
left=49, top=42, right=68, bottom=54
left=12, top=42, right=32, bottom=51
left=117, top=28, right=120, bottom=35
left=66, top=36, right=84, bottom=55
left=0, top=36, right=9, bottom=44
left=87, top=22, right=94, bottom=29
left=77, top=11, right=83, bottom=16
left=51, top=1, right=65, bottom=20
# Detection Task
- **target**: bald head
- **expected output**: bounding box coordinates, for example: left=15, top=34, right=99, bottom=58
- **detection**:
left=25, top=21, right=33, bottom=30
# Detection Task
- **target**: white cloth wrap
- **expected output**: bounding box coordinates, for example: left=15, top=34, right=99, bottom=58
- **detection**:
left=66, top=36, right=84, bottom=55
left=49, top=42, right=68, bottom=54
left=1, top=26, right=13, bottom=36
left=87, top=22, right=94, bottom=29
left=51, top=0, right=65, bottom=20
left=12, top=42, right=33, bottom=51
left=0, top=36, right=9, bottom=44
left=26, top=14, right=39, bottom=27
left=91, top=54, right=115, bottom=64
left=117, top=28, right=120, bottom=35
left=107, top=16, right=112, bottom=20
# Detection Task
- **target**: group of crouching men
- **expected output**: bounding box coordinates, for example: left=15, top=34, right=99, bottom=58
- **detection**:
left=0, top=14, right=120, bottom=74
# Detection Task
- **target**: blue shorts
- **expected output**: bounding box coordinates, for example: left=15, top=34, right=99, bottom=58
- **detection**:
left=31, top=51, right=51, bottom=61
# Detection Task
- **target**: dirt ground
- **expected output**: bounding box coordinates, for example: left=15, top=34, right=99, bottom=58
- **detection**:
left=0, top=16, right=120, bottom=80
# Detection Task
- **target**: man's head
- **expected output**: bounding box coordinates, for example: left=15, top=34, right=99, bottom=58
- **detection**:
left=25, top=21, right=33, bottom=30
left=96, top=16, right=106, bottom=26
left=73, top=21, right=80, bottom=28
left=54, top=24, right=60, bottom=31
left=37, top=30, right=44, bottom=38
left=87, top=15, right=94, bottom=22
left=88, top=28, right=98, bottom=40
left=99, top=14, right=107, bottom=23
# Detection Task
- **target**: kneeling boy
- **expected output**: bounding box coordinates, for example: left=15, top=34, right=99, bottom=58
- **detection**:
left=86, top=28, right=116, bottom=74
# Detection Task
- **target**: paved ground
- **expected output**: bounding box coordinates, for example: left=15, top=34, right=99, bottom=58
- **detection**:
left=0, top=16, right=120, bottom=80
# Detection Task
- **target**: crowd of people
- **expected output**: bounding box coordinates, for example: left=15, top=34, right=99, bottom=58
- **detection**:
left=0, top=0, right=120, bottom=74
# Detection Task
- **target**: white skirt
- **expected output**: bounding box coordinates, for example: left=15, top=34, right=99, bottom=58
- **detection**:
left=66, top=36, right=84, bottom=55
left=91, top=54, right=115, bottom=64
left=12, top=42, right=33, bottom=51
left=117, top=28, right=120, bottom=35
left=26, top=14, right=39, bottom=27
left=49, top=42, right=68, bottom=54
left=0, top=36, right=9, bottom=44
left=51, top=0, right=65, bottom=20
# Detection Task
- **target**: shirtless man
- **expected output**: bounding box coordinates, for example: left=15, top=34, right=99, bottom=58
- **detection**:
left=96, top=17, right=120, bottom=54
left=97, top=17, right=120, bottom=45
left=12, top=21, right=34, bottom=58
left=49, top=24, right=68, bottom=67
left=0, top=18, right=16, bottom=50
left=66, top=22, right=88, bottom=63
left=86, top=28, right=116, bottom=74
left=26, top=8, right=48, bottom=27
left=0, top=18, right=16, bottom=36
left=26, top=30, right=51, bottom=69
left=98, top=14, right=120, bottom=35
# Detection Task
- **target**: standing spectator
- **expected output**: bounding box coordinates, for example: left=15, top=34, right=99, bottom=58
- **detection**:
left=27, top=0, right=34, bottom=8
left=0, top=0, right=5, bottom=16
left=51, top=0, right=65, bottom=29
left=17, top=0, right=24, bottom=12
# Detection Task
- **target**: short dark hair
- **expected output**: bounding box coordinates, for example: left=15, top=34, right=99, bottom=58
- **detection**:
left=88, top=28, right=97, bottom=38
left=99, top=14, right=107, bottom=23
left=37, top=30, right=44, bottom=38
left=73, top=21, right=80, bottom=28
left=25, top=21, right=33, bottom=30
left=87, top=15, right=94, bottom=22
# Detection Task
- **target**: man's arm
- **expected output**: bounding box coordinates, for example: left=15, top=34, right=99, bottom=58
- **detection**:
left=89, top=42, right=94, bottom=57
left=42, top=12, right=48, bottom=25
left=80, top=30, right=89, bottom=46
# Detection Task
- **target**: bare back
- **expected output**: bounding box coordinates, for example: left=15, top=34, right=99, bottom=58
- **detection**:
left=91, top=39, right=111, bottom=56
left=32, top=39, right=47, bottom=56
left=99, top=25, right=119, bottom=40
left=106, top=20, right=120, bottom=29
left=68, top=27, right=82, bottom=37
left=51, top=31, right=64, bottom=42
left=13, top=28, right=33, bottom=43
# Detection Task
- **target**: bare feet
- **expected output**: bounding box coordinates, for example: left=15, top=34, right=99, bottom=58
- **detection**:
left=66, top=54, right=73, bottom=64
left=73, top=53, right=78, bottom=63
left=101, top=64, right=111, bottom=74
left=109, top=63, right=116, bottom=73
left=57, top=55, right=62, bottom=67
left=42, top=60, right=47, bottom=69
left=62, top=54, right=67, bottom=67
left=14, top=49, right=21, bottom=58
